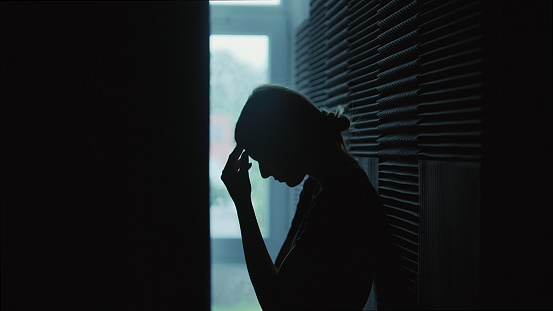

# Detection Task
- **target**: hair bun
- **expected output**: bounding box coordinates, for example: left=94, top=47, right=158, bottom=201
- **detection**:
left=335, top=115, right=351, bottom=132
left=321, top=110, right=351, bottom=133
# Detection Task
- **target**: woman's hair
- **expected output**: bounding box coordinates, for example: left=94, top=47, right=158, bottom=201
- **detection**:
left=235, top=84, right=351, bottom=157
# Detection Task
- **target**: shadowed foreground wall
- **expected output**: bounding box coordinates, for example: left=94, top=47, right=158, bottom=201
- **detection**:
left=1, top=2, right=210, bottom=310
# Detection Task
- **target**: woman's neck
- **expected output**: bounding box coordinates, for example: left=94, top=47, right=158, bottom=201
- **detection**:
left=306, top=145, right=359, bottom=189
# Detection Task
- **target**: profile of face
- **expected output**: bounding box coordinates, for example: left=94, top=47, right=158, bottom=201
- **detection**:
left=248, top=147, right=307, bottom=188
left=235, top=84, right=321, bottom=187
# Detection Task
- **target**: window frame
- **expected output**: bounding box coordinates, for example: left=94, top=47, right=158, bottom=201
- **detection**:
left=209, top=0, right=293, bottom=264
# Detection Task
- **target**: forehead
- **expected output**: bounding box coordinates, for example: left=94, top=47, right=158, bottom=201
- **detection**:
left=246, top=146, right=281, bottom=164
left=246, top=149, right=267, bottom=162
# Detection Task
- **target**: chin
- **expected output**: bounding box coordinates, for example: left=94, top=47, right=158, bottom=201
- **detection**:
left=285, top=175, right=305, bottom=188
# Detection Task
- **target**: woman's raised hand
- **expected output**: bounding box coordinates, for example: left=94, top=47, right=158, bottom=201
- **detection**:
left=221, top=146, right=253, bottom=206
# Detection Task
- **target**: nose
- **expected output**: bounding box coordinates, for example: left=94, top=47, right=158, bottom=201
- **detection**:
left=259, top=162, right=272, bottom=179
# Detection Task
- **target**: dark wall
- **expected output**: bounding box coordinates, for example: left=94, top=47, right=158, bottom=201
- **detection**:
left=295, top=1, right=552, bottom=309
left=481, top=1, right=553, bottom=309
left=0, top=2, right=210, bottom=310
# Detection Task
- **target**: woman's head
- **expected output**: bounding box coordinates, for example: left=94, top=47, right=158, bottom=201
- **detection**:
left=234, top=84, right=351, bottom=186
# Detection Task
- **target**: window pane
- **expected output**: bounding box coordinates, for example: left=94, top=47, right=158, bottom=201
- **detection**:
left=210, top=34, right=270, bottom=238
left=211, top=263, right=261, bottom=311
left=210, top=34, right=269, bottom=311
left=210, top=0, right=281, bottom=6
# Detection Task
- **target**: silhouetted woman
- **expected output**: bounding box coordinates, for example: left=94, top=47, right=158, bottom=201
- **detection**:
left=221, top=84, right=388, bottom=310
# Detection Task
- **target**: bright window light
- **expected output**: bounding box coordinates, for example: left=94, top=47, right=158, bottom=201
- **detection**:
left=210, top=0, right=281, bottom=6
left=209, top=35, right=270, bottom=239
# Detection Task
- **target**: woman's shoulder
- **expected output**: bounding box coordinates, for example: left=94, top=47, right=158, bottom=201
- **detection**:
left=312, top=165, right=379, bottom=217
left=329, top=165, right=375, bottom=193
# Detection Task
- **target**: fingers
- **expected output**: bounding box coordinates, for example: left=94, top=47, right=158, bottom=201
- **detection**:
left=223, top=145, right=252, bottom=175
left=223, top=145, right=244, bottom=173
left=239, top=150, right=249, bottom=165
left=221, top=146, right=252, bottom=189
left=239, top=151, right=252, bottom=172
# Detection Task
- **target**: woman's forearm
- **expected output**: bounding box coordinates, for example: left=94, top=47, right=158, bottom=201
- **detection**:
left=235, top=200, right=279, bottom=310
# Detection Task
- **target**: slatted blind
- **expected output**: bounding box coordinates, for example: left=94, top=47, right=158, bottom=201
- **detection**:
left=294, top=0, right=483, bottom=308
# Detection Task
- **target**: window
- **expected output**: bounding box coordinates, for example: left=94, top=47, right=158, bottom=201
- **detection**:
left=210, top=34, right=271, bottom=239
left=209, top=1, right=308, bottom=310
left=210, top=0, right=281, bottom=6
